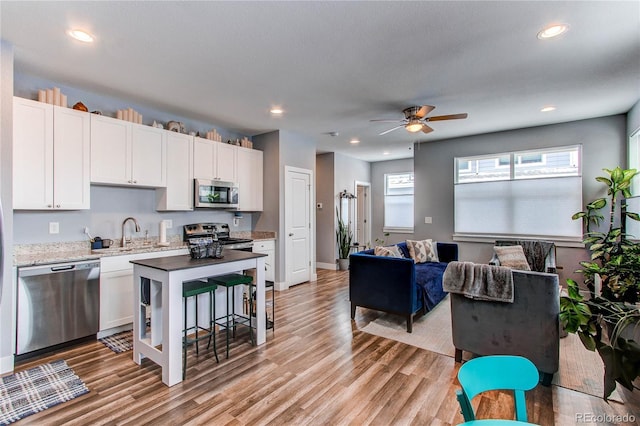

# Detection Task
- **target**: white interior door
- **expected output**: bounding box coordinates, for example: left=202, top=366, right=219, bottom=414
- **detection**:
left=285, top=167, right=311, bottom=287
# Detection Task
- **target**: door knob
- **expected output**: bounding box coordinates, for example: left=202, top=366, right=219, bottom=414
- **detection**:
left=289, top=233, right=293, bottom=237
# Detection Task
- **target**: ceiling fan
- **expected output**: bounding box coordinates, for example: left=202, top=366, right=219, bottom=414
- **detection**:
left=371, top=105, right=468, bottom=135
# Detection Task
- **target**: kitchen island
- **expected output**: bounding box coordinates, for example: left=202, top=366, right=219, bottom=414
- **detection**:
left=130, top=250, right=267, bottom=386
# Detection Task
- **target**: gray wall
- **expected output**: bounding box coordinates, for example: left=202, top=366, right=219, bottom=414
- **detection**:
left=0, top=40, right=15, bottom=373
left=370, top=158, right=413, bottom=246
left=315, top=152, right=370, bottom=266
left=280, top=130, right=317, bottom=279
left=12, top=72, right=256, bottom=244
left=316, top=153, right=335, bottom=265
left=253, top=131, right=280, bottom=233
left=413, top=115, right=627, bottom=284
left=253, top=130, right=317, bottom=285
left=14, top=72, right=247, bottom=142
left=13, top=186, right=251, bottom=244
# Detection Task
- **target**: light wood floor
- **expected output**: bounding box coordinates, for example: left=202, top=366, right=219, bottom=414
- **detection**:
left=13, top=269, right=640, bottom=425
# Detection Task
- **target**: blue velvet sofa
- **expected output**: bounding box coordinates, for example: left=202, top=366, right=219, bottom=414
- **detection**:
left=349, top=241, right=458, bottom=332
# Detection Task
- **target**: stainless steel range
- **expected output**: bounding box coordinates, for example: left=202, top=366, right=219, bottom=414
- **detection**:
left=183, top=223, right=253, bottom=251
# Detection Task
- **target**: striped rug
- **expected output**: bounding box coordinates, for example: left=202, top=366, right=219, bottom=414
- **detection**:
left=0, top=359, right=88, bottom=425
left=98, top=330, right=133, bottom=354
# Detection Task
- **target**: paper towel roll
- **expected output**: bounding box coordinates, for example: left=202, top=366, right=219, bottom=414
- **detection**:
left=158, top=220, right=169, bottom=246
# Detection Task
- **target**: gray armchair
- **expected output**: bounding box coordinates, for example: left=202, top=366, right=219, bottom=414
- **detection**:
left=450, top=269, right=560, bottom=385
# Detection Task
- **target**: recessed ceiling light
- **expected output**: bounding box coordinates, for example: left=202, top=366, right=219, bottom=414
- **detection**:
left=540, top=105, right=556, bottom=112
left=270, top=107, right=283, bottom=115
left=537, top=24, right=569, bottom=40
left=383, top=151, right=390, bottom=156
left=350, top=139, right=360, bottom=144
left=67, top=29, right=94, bottom=43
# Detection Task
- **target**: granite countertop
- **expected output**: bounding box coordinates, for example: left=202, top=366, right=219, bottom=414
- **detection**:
left=231, top=231, right=277, bottom=241
left=14, top=237, right=188, bottom=267
left=14, top=231, right=277, bottom=267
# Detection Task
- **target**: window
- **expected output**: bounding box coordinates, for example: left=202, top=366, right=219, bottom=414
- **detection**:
left=454, top=145, right=582, bottom=239
left=384, top=172, right=414, bottom=232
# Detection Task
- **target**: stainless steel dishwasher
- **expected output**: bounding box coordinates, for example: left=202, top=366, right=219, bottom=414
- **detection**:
left=17, top=260, right=100, bottom=356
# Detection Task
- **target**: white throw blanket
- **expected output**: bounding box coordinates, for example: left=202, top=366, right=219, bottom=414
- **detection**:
left=443, top=261, right=514, bottom=303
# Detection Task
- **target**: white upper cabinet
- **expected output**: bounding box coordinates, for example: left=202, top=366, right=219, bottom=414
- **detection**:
left=91, top=115, right=166, bottom=187
left=13, top=97, right=90, bottom=210
left=215, top=142, right=237, bottom=183
left=193, top=137, right=237, bottom=183
left=156, top=132, right=194, bottom=211
left=237, top=146, right=263, bottom=211
left=131, top=124, right=166, bottom=187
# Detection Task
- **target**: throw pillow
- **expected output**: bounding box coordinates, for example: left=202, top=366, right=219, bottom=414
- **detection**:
left=405, top=239, right=439, bottom=263
left=374, top=245, right=402, bottom=258
left=493, top=245, right=531, bottom=271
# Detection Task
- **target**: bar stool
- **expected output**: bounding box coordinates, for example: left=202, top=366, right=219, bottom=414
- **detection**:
left=182, top=279, right=219, bottom=379
left=208, top=273, right=254, bottom=358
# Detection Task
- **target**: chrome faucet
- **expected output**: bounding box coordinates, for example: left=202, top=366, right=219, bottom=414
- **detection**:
left=121, top=217, right=141, bottom=248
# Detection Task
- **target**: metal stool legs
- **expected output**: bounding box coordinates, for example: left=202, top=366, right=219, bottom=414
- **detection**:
left=182, top=281, right=219, bottom=380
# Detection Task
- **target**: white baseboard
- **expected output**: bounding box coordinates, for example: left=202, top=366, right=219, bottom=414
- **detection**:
left=0, top=355, right=14, bottom=375
left=274, top=280, right=288, bottom=291
left=97, top=324, right=133, bottom=340
left=316, top=262, right=337, bottom=270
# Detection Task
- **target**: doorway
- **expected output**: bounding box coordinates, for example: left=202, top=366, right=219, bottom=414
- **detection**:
left=354, top=181, right=371, bottom=249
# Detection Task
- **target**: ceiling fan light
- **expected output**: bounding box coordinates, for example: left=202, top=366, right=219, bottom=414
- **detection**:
left=405, top=120, right=423, bottom=133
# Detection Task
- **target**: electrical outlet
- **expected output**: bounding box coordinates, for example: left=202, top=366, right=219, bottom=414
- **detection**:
left=49, top=222, right=60, bottom=234
left=165, top=219, right=173, bottom=229
left=424, top=217, right=432, bottom=224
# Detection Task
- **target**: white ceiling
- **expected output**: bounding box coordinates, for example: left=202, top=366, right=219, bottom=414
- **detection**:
left=1, top=1, right=639, bottom=162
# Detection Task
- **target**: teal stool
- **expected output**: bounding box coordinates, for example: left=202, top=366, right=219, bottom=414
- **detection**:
left=456, top=355, right=539, bottom=423
left=182, top=279, right=219, bottom=379
left=208, top=273, right=255, bottom=358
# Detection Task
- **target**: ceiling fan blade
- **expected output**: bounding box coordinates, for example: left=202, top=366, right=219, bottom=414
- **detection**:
left=379, top=125, right=404, bottom=136
left=415, top=105, right=435, bottom=118
left=425, top=113, right=468, bottom=122
left=370, top=119, right=403, bottom=123
left=421, top=124, right=434, bottom=134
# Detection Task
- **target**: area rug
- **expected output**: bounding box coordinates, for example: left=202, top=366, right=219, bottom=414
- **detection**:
left=99, top=330, right=133, bottom=354
left=0, top=359, right=89, bottom=425
left=358, top=295, right=619, bottom=400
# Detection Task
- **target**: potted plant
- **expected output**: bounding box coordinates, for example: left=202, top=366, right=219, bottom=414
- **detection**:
left=336, top=208, right=353, bottom=271
left=560, top=167, right=640, bottom=400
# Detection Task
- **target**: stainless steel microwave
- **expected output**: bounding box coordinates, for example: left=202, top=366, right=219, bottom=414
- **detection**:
left=194, top=179, right=239, bottom=208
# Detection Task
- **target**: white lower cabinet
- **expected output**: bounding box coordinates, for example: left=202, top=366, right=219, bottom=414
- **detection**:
left=99, top=248, right=187, bottom=332
left=252, top=240, right=275, bottom=282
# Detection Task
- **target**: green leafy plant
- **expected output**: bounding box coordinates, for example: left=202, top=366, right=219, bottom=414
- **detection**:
left=560, top=167, right=640, bottom=399
left=336, top=208, right=353, bottom=259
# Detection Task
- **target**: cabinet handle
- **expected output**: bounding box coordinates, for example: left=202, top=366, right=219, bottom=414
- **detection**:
left=133, top=180, right=137, bottom=184
left=56, top=204, right=61, bottom=208
left=128, top=180, right=132, bottom=183
left=289, top=233, right=294, bottom=237
left=47, top=204, right=52, bottom=208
